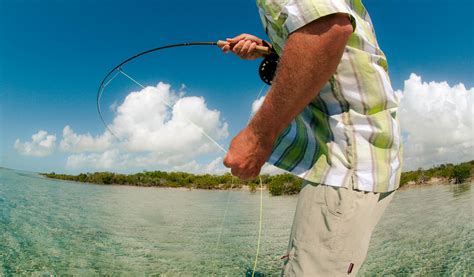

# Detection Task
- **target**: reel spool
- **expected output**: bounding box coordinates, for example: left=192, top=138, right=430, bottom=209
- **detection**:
left=258, top=52, right=279, bottom=85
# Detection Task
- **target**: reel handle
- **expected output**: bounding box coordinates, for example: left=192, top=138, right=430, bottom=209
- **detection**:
left=217, top=40, right=271, bottom=56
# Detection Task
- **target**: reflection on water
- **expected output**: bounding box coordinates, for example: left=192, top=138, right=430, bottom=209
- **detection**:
left=449, top=182, right=471, bottom=198
left=0, top=168, right=472, bottom=276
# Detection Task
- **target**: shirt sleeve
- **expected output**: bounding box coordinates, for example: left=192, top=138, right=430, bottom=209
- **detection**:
left=282, top=0, right=356, bottom=34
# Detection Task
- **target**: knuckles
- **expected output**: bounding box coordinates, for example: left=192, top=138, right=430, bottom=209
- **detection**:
left=223, top=156, right=233, bottom=168
left=224, top=156, right=260, bottom=180
left=230, top=164, right=260, bottom=180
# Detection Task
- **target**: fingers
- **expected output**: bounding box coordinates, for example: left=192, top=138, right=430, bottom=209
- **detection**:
left=244, top=42, right=260, bottom=60
left=240, top=40, right=253, bottom=55
left=247, top=42, right=257, bottom=55
left=226, top=40, right=260, bottom=60
left=232, top=40, right=245, bottom=54
left=221, top=43, right=231, bottom=53
left=227, top=33, right=249, bottom=44
left=223, top=154, right=231, bottom=168
left=231, top=168, right=259, bottom=181
left=227, top=33, right=262, bottom=45
left=242, top=42, right=258, bottom=60
left=223, top=154, right=260, bottom=180
left=223, top=33, right=264, bottom=60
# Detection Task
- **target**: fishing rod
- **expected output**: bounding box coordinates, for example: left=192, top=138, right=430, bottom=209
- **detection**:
left=96, top=39, right=275, bottom=276
left=97, top=40, right=273, bottom=137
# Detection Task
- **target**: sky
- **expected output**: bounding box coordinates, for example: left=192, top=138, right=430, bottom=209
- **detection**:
left=1, top=0, right=473, bottom=174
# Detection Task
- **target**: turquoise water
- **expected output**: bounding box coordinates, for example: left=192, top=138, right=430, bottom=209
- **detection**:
left=0, top=168, right=472, bottom=276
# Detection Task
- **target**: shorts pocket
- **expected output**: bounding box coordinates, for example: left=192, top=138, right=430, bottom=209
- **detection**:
left=324, top=185, right=355, bottom=218
left=324, top=185, right=344, bottom=217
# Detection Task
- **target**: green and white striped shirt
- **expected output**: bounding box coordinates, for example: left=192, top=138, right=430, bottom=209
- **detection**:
left=257, top=0, right=403, bottom=192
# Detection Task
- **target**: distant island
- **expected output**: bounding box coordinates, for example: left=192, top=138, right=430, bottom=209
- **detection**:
left=42, top=160, right=473, bottom=196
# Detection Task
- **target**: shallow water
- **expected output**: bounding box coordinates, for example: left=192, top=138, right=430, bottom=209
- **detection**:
left=0, top=168, right=472, bottom=276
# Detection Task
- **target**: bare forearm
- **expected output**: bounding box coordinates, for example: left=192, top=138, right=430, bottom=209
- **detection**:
left=249, top=14, right=353, bottom=143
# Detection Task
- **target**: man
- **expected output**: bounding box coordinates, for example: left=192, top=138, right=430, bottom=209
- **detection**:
left=222, top=0, right=402, bottom=276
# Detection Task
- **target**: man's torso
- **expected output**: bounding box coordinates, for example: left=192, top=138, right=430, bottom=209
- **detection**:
left=257, top=0, right=403, bottom=192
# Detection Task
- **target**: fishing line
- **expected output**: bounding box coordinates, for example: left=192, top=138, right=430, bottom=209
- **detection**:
left=212, top=84, right=267, bottom=276
left=97, top=41, right=270, bottom=276
left=119, top=67, right=265, bottom=276
left=248, top=84, right=266, bottom=277
left=253, top=175, right=264, bottom=276
left=212, top=177, right=234, bottom=276
left=118, top=68, right=227, bottom=154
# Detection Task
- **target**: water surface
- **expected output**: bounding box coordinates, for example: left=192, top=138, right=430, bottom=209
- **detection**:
left=0, top=168, right=472, bottom=275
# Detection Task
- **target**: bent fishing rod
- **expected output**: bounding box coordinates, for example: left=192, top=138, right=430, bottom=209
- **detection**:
left=97, top=40, right=277, bottom=136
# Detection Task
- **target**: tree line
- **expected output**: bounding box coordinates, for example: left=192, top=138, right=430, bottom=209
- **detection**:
left=400, top=160, right=473, bottom=186
left=42, top=160, right=473, bottom=196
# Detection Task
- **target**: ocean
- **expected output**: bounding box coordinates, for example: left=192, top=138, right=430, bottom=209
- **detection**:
left=0, top=168, right=472, bottom=276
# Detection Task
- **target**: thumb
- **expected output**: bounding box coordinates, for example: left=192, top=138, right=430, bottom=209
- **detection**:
left=227, top=34, right=247, bottom=44
left=223, top=154, right=231, bottom=168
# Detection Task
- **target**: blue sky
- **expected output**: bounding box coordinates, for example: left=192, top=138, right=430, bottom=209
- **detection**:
left=1, top=0, right=473, bottom=173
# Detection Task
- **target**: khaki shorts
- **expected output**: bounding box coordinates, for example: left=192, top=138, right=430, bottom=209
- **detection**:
left=281, top=181, right=395, bottom=276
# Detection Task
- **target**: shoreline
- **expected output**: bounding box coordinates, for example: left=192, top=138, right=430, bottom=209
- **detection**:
left=5, top=160, right=472, bottom=196
left=398, top=176, right=473, bottom=190
left=40, top=173, right=473, bottom=193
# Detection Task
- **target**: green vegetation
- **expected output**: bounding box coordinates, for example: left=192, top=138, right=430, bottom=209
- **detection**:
left=267, top=174, right=303, bottom=196
left=42, top=160, right=473, bottom=196
left=451, top=163, right=472, bottom=184
left=41, top=170, right=305, bottom=196
left=400, top=160, right=474, bottom=186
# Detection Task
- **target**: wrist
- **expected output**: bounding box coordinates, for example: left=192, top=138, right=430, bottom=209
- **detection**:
left=248, top=111, right=280, bottom=148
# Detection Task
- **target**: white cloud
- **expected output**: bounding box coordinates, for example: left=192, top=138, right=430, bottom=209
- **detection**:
left=61, top=82, right=229, bottom=172
left=60, top=125, right=112, bottom=153
left=66, top=149, right=128, bottom=170
left=14, top=130, right=56, bottom=157
left=171, top=157, right=228, bottom=175
left=110, top=82, right=228, bottom=154
left=66, top=149, right=228, bottom=175
left=251, top=95, right=266, bottom=116
left=398, top=73, right=474, bottom=170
